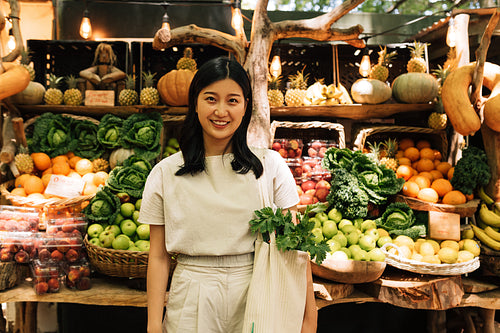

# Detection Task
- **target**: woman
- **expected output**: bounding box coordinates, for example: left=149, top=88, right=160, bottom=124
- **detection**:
left=140, top=57, right=316, bottom=333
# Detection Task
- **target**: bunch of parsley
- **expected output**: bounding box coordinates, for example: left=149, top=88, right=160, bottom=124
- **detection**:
left=249, top=204, right=330, bottom=265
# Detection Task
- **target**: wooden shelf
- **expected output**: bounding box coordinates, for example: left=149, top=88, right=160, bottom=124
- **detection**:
left=14, top=103, right=434, bottom=120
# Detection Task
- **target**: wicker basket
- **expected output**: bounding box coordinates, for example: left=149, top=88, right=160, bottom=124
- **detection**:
left=353, top=125, right=448, bottom=159
left=381, top=243, right=480, bottom=276
left=84, top=235, right=149, bottom=278
left=270, top=120, right=346, bottom=149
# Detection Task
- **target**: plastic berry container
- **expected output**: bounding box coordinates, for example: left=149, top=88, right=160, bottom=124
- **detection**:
left=272, top=139, right=303, bottom=159
left=285, top=158, right=304, bottom=184
left=0, top=205, right=40, bottom=232
left=63, top=259, right=92, bottom=290
left=305, top=140, right=338, bottom=158
left=46, top=215, right=88, bottom=238
left=34, top=232, right=84, bottom=264
left=30, top=259, right=62, bottom=295
left=0, top=231, right=36, bottom=263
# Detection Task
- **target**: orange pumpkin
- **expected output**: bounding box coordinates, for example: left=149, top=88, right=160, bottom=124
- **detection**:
left=157, top=69, right=194, bottom=106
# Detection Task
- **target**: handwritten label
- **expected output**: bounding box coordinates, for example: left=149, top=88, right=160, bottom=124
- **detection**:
left=428, top=211, right=461, bottom=241
left=44, top=175, right=85, bottom=198
left=85, top=90, right=115, bottom=106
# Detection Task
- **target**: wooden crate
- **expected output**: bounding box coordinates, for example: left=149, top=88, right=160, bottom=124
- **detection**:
left=270, top=120, right=346, bottom=150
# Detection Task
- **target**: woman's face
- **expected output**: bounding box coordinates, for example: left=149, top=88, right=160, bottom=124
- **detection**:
left=196, top=78, right=247, bottom=155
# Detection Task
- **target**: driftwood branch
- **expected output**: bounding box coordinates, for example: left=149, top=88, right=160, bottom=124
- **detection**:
left=471, top=8, right=500, bottom=111
left=2, top=0, right=22, bottom=62
left=152, top=24, right=247, bottom=63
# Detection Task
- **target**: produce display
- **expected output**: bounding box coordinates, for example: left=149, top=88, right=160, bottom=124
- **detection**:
left=31, top=259, right=62, bottom=295
left=63, top=259, right=92, bottom=290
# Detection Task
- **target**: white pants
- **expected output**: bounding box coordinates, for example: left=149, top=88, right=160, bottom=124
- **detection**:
left=164, top=253, right=254, bottom=333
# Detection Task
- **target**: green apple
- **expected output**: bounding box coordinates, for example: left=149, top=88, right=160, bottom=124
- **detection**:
left=112, top=235, right=130, bottom=250
left=315, top=212, right=329, bottom=223
left=339, top=247, right=351, bottom=259
left=361, top=220, right=377, bottom=232
left=132, top=210, right=141, bottom=225
left=88, top=237, right=102, bottom=247
left=377, top=235, right=393, bottom=248
left=340, top=224, right=356, bottom=234
left=136, top=224, right=150, bottom=240
left=328, top=250, right=349, bottom=261
left=87, top=223, right=104, bottom=238
left=332, top=233, right=347, bottom=248
left=135, top=199, right=142, bottom=211
left=364, top=228, right=380, bottom=241
left=311, top=228, right=324, bottom=243
left=353, top=218, right=363, bottom=230
left=104, top=224, right=121, bottom=237
left=368, top=248, right=386, bottom=262
left=327, top=208, right=342, bottom=223
left=378, top=228, right=390, bottom=238
left=352, top=249, right=369, bottom=261
left=346, top=231, right=359, bottom=246
left=309, top=217, right=322, bottom=229
left=322, top=220, right=338, bottom=239
left=338, top=219, right=353, bottom=230
left=359, top=234, right=376, bottom=251
left=114, top=213, right=125, bottom=226
left=326, top=239, right=341, bottom=253
left=98, top=230, right=115, bottom=248
left=128, top=245, right=141, bottom=251
left=348, top=244, right=362, bottom=255
left=129, top=240, right=135, bottom=248
left=120, top=219, right=137, bottom=237
left=120, top=202, right=136, bottom=218
left=135, top=240, right=150, bottom=252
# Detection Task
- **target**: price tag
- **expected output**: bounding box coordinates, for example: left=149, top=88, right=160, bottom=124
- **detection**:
left=428, top=211, right=461, bottom=241
left=85, top=90, right=115, bottom=106
left=44, top=175, right=85, bottom=198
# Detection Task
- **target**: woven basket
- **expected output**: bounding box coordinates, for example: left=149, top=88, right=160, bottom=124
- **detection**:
left=381, top=243, right=480, bottom=276
left=353, top=126, right=448, bottom=159
left=270, top=121, right=346, bottom=149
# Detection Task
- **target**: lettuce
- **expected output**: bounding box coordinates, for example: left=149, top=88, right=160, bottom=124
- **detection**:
left=97, top=114, right=124, bottom=149
left=27, top=113, right=77, bottom=157
left=121, top=112, right=163, bottom=161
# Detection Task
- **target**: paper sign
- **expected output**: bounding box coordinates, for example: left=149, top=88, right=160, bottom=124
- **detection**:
left=44, top=175, right=85, bottom=198
left=428, top=210, right=461, bottom=241
left=85, top=90, right=115, bottom=106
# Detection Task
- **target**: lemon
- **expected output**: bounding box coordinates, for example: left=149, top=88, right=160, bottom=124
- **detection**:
left=457, top=250, right=475, bottom=263
left=394, top=235, right=415, bottom=251
left=422, top=255, right=441, bottom=264
left=419, top=242, right=435, bottom=257
left=440, top=240, right=460, bottom=252
left=426, top=239, right=441, bottom=254
left=438, top=247, right=458, bottom=264
left=462, top=239, right=480, bottom=257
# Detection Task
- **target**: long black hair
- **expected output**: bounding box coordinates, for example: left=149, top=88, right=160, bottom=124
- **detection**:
left=175, top=57, right=263, bottom=179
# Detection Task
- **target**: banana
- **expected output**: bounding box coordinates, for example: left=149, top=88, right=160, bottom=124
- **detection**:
left=485, top=226, right=500, bottom=242
left=476, top=217, right=492, bottom=230
left=471, top=224, right=500, bottom=251
left=478, top=203, right=500, bottom=228
left=478, top=186, right=495, bottom=205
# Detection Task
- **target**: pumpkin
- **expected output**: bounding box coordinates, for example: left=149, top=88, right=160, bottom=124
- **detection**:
left=350, top=78, right=392, bottom=104
left=9, top=81, right=46, bottom=105
left=0, top=62, right=30, bottom=100
left=109, top=148, right=135, bottom=169
left=391, top=73, right=438, bottom=104
left=157, top=69, right=194, bottom=106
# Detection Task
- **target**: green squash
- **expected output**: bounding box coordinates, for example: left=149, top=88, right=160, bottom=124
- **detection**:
left=392, top=73, right=438, bottom=104
left=350, top=78, right=392, bottom=104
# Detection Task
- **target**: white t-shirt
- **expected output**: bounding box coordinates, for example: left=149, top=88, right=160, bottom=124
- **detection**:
left=139, top=148, right=299, bottom=256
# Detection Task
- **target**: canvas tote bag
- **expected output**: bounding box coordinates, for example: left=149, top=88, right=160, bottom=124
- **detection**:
left=242, top=153, right=309, bottom=333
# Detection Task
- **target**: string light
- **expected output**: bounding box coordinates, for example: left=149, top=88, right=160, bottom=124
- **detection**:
left=359, top=47, right=371, bottom=77
left=7, top=29, right=16, bottom=53
left=269, top=42, right=281, bottom=78
left=231, top=0, right=243, bottom=34
left=446, top=17, right=457, bottom=48
left=80, top=8, right=92, bottom=39
left=161, top=11, right=170, bottom=31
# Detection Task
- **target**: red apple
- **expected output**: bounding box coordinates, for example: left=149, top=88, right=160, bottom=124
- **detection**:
left=272, top=141, right=282, bottom=151
left=296, top=185, right=303, bottom=197
left=307, top=147, right=318, bottom=157
left=299, top=194, right=314, bottom=205
left=301, top=180, right=316, bottom=192
left=50, top=250, right=64, bottom=262
left=315, top=188, right=330, bottom=202
left=318, top=147, right=328, bottom=158
left=311, top=141, right=324, bottom=150
left=35, top=281, right=49, bottom=295
left=315, top=179, right=331, bottom=190
left=278, top=148, right=287, bottom=158
left=48, top=278, right=60, bottom=292
left=305, top=189, right=316, bottom=197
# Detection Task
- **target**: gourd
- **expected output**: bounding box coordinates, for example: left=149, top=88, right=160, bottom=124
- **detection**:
left=109, top=148, right=135, bottom=169
left=0, top=62, right=30, bottom=100
left=483, top=74, right=500, bottom=132
left=350, top=78, right=392, bottom=104
left=9, top=81, right=46, bottom=105
left=391, top=73, right=438, bottom=104
left=157, top=69, right=194, bottom=106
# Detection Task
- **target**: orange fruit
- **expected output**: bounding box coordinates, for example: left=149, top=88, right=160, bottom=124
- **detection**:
left=11, top=187, right=27, bottom=197
left=417, top=188, right=439, bottom=203
left=416, top=158, right=435, bottom=172
left=447, top=167, right=455, bottom=180
left=436, top=162, right=452, bottom=178
left=52, top=162, right=70, bottom=176
left=404, top=147, right=420, bottom=162
left=431, top=179, right=453, bottom=197
left=31, top=152, right=51, bottom=171
left=52, top=155, right=69, bottom=165
left=82, top=172, right=96, bottom=185
left=413, top=175, right=431, bottom=190
left=42, top=167, right=53, bottom=176
left=66, top=151, right=76, bottom=159
left=399, top=138, right=415, bottom=151
left=419, top=148, right=435, bottom=161
left=75, top=159, right=94, bottom=176
left=93, top=171, right=109, bottom=186
left=83, top=183, right=98, bottom=195
left=396, top=165, right=413, bottom=181
left=402, top=181, right=420, bottom=198
left=418, top=171, right=434, bottom=182
left=465, top=193, right=474, bottom=201
left=442, top=190, right=466, bottom=205
left=15, top=174, right=32, bottom=188
left=41, top=173, right=53, bottom=187
left=68, top=171, right=82, bottom=179
left=24, top=175, right=45, bottom=195
left=395, top=150, right=405, bottom=159
left=430, top=170, right=444, bottom=180
left=27, top=193, right=46, bottom=200
left=434, top=159, right=441, bottom=168
left=398, top=157, right=412, bottom=166
left=69, top=156, right=83, bottom=169
left=433, top=150, right=442, bottom=161
left=416, top=140, right=431, bottom=150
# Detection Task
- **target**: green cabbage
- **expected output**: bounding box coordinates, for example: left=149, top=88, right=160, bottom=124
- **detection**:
left=97, top=114, right=124, bottom=149
left=121, top=112, right=163, bottom=161
left=27, top=113, right=77, bottom=157
left=83, top=186, right=120, bottom=223
left=72, top=119, right=104, bottom=159
left=105, top=156, right=151, bottom=198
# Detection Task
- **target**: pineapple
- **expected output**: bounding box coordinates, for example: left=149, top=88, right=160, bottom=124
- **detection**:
left=44, top=74, right=63, bottom=105
left=176, top=47, right=197, bottom=72
left=15, top=145, right=34, bottom=175
left=267, top=75, right=284, bottom=107
left=119, top=74, right=138, bottom=106
left=140, top=71, right=159, bottom=106
left=366, top=141, right=382, bottom=163
left=285, top=70, right=309, bottom=107
left=63, top=75, right=83, bottom=106
left=443, top=47, right=457, bottom=72
left=368, top=46, right=397, bottom=82
left=380, top=138, right=399, bottom=172
left=407, top=41, right=428, bottom=73
left=92, top=158, right=110, bottom=173
left=20, top=49, right=35, bottom=81
left=428, top=110, right=448, bottom=130
left=428, top=65, right=450, bottom=130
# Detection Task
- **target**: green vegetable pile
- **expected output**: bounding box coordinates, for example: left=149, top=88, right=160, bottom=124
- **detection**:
left=106, top=155, right=152, bottom=198
left=322, top=148, right=405, bottom=220
left=375, top=202, right=427, bottom=239
left=450, top=146, right=491, bottom=195
left=97, top=114, right=124, bottom=149
left=27, top=113, right=78, bottom=158
left=83, top=186, right=121, bottom=223
left=249, top=204, right=330, bottom=265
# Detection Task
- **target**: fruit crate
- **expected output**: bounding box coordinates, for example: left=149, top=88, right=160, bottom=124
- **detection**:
left=270, top=121, right=346, bottom=151
left=160, top=115, right=185, bottom=159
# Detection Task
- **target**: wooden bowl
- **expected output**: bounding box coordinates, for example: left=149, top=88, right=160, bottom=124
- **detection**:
left=311, top=258, right=386, bottom=284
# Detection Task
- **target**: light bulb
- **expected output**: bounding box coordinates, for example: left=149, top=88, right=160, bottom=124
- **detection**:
left=162, top=22, right=170, bottom=31
left=359, top=54, right=371, bottom=77
left=446, top=18, right=457, bottom=48
left=7, top=35, right=16, bottom=53
left=231, top=7, right=243, bottom=33
left=80, top=10, right=92, bottom=39
left=270, top=55, right=282, bottom=78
